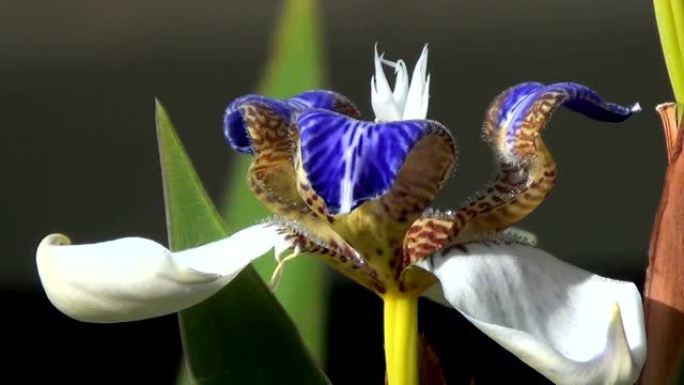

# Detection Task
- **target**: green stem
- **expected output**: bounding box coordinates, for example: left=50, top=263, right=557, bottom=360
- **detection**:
left=383, top=294, right=419, bottom=385
left=654, top=0, right=684, bottom=110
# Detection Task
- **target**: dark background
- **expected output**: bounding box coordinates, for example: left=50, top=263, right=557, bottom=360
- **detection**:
left=2, top=0, right=668, bottom=383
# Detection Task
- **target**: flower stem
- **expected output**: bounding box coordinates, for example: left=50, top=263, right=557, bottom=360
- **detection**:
left=654, top=0, right=684, bottom=109
left=641, top=103, right=684, bottom=385
left=383, top=293, right=419, bottom=385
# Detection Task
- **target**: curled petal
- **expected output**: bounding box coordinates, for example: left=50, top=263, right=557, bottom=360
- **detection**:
left=223, top=95, right=291, bottom=154
left=288, top=90, right=361, bottom=119
left=486, top=82, right=638, bottom=162
left=225, top=94, right=375, bottom=288
left=236, top=102, right=374, bottom=286
left=37, top=224, right=282, bottom=323
left=405, top=82, right=640, bottom=262
left=418, top=243, right=646, bottom=385
left=223, top=90, right=359, bottom=154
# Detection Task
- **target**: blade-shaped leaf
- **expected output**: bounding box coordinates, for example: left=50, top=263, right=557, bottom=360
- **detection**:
left=654, top=0, right=684, bottom=106
left=223, top=0, right=329, bottom=363
left=156, top=100, right=329, bottom=385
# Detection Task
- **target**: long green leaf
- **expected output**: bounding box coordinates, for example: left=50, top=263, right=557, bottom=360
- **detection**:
left=156, top=100, right=329, bottom=385
left=222, top=0, right=329, bottom=363
left=654, top=0, right=684, bottom=106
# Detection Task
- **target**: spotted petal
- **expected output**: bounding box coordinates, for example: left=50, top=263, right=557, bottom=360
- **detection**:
left=485, top=82, right=639, bottom=162
left=371, top=45, right=402, bottom=121
left=223, top=90, right=360, bottom=154
left=418, top=243, right=646, bottom=385
left=406, top=82, right=640, bottom=263
left=36, top=224, right=282, bottom=323
left=293, top=110, right=454, bottom=286
left=224, top=95, right=292, bottom=154
left=473, top=82, right=639, bottom=229
left=228, top=100, right=375, bottom=286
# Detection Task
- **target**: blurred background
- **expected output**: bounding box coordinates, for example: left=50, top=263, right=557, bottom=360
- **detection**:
left=1, top=0, right=668, bottom=383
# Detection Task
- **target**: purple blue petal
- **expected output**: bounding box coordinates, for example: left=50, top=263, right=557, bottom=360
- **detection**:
left=486, top=82, right=639, bottom=160
left=296, top=109, right=445, bottom=215
left=492, top=81, right=637, bottom=140
left=224, top=90, right=359, bottom=154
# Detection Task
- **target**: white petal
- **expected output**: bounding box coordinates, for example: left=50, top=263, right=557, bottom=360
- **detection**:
left=418, top=243, right=646, bottom=385
left=503, top=227, right=538, bottom=246
left=387, top=58, right=409, bottom=111
left=402, top=44, right=430, bottom=120
left=371, top=44, right=401, bottom=121
left=36, top=224, right=283, bottom=323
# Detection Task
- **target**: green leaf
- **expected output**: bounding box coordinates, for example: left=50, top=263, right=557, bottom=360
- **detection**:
left=654, top=0, right=684, bottom=107
left=156, top=100, right=329, bottom=385
left=257, top=0, right=324, bottom=96
left=176, top=362, right=195, bottom=385
left=222, top=0, right=329, bottom=363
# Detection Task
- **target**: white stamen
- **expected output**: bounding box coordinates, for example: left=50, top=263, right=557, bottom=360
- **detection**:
left=403, top=44, right=430, bottom=120
left=390, top=59, right=409, bottom=110
left=371, top=44, right=401, bottom=121
left=370, top=44, right=431, bottom=121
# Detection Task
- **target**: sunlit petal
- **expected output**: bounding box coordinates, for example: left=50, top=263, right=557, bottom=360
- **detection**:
left=287, top=90, right=361, bottom=118
left=461, top=82, right=640, bottom=232
left=295, top=110, right=454, bottom=215
left=371, top=45, right=402, bottom=121
left=223, top=95, right=291, bottom=154
left=486, top=82, right=638, bottom=163
left=390, top=59, right=409, bottom=111
left=37, top=224, right=282, bottom=323
left=223, top=91, right=358, bottom=154
left=419, top=243, right=646, bottom=385
left=405, top=82, right=639, bottom=263
left=403, top=44, right=430, bottom=120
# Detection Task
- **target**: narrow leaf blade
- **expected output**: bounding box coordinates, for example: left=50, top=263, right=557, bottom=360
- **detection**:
left=223, top=0, right=329, bottom=363
left=156, top=100, right=329, bottom=385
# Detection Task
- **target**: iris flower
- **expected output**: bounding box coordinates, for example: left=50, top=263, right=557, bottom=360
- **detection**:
left=37, top=46, right=646, bottom=385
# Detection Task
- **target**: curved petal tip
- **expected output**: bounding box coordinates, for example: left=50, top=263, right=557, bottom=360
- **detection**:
left=420, top=243, right=646, bottom=385
left=36, top=224, right=282, bottom=323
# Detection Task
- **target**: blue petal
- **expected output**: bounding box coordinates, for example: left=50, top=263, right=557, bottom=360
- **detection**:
left=486, top=82, right=639, bottom=159
left=494, top=81, right=637, bottom=134
left=297, top=110, right=449, bottom=215
left=550, top=82, right=638, bottom=122
left=223, top=95, right=292, bottom=154
left=288, top=90, right=360, bottom=118
left=223, top=91, right=359, bottom=154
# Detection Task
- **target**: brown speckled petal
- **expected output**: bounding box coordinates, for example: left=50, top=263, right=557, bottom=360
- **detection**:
left=405, top=82, right=637, bottom=263
left=238, top=102, right=383, bottom=291
left=294, top=114, right=456, bottom=286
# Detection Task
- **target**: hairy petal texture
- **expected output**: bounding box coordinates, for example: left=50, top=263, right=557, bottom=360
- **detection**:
left=36, top=224, right=282, bottom=323
left=294, top=109, right=455, bottom=286
left=405, top=82, right=639, bottom=262
left=419, top=243, right=646, bottom=385
left=225, top=92, right=385, bottom=291
left=296, top=110, right=455, bottom=216
left=223, top=91, right=360, bottom=154
left=236, top=102, right=381, bottom=292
